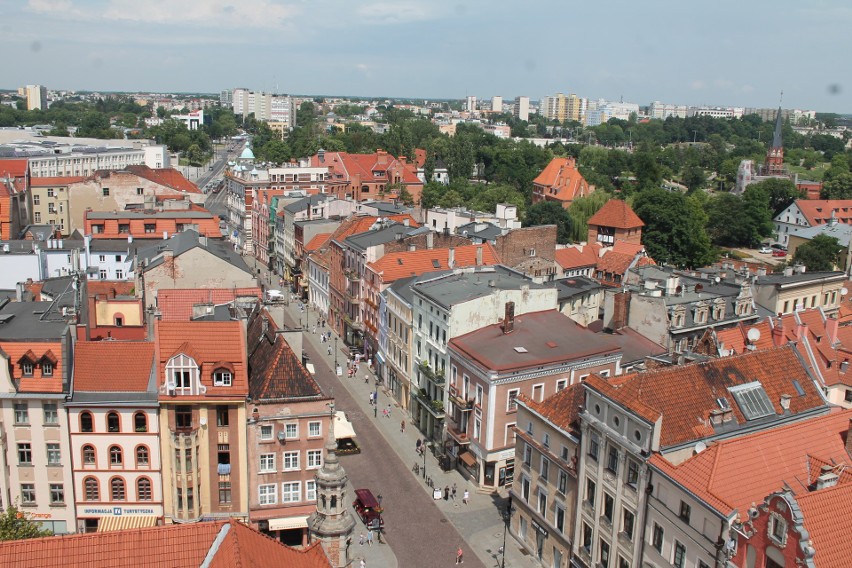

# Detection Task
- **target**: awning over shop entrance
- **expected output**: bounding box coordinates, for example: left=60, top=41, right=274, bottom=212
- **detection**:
left=459, top=452, right=477, bottom=467
left=268, top=515, right=309, bottom=531
left=97, top=515, right=158, bottom=532
left=334, top=411, right=356, bottom=440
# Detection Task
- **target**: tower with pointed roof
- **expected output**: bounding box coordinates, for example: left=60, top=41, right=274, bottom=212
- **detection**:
left=308, top=402, right=356, bottom=567
left=763, top=106, right=785, bottom=176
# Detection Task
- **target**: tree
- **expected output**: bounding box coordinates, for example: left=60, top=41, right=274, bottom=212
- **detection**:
left=821, top=172, right=852, bottom=199
left=792, top=235, right=843, bottom=272
left=632, top=188, right=714, bottom=268
left=747, top=178, right=803, bottom=216
left=525, top=201, right=573, bottom=244
left=706, top=187, right=773, bottom=247
left=682, top=165, right=707, bottom=192
left=0, top=505, right=52, bottom=541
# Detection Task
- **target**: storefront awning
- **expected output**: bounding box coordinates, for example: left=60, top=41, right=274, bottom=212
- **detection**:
left=268, top=515, right=309, bottom=531
left=97, top=515, right=158, bottom=532
left=306, top=363, right=316, bottom=375
left=459, top=452, right=477, bottom=467
left=334, top=411, right=356, bottom=440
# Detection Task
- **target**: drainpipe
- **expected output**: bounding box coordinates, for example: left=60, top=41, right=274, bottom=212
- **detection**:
left=638, top=469, right=653, bottom=567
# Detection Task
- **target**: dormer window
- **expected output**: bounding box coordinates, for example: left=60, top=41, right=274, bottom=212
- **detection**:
left=164, top=353, right=205, bottom=396
left=214, top=369, right=233, bottom=387
left=41, top=361, right=53, bottom=376
left=21, top=361, right=34, bottom=377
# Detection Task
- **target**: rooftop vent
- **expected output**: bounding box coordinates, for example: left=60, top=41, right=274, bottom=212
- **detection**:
left=513, top=346, right=528, bottom=353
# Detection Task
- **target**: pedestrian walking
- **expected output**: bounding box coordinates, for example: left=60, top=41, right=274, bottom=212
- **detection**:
left=415, top=438, right=421, bottom=453
left=359, top=533, right=365, bottom=546
left=444, top=486, right=449, bottom=500
left=386, top=403, right=392, bottom=418
left=400, top=419, right=406, bottom=433
left=452, top=483, right=457, bottom=500
left=327, top=345, right=333, bottom=356
left=359, top=559, right=366, bottom=568
left=367, top=529, right=374, bottom=546
left=312, top=325, right=317, bottom=334
left=456, top=546, right=464, bottom=564
left=463, top=489, right=469, bottom=505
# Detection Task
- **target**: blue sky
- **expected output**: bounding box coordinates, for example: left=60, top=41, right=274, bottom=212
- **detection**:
left=4, top=0, right=851, bottom=113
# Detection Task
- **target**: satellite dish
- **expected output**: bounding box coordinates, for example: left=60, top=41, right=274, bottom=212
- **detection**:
left=694, top=441, right=707, bottom=454
left=747, top=328, right=761, bottom=343
left=842, top=287, right=848, bottom=296
left=714, top=276, right=721, bottom=284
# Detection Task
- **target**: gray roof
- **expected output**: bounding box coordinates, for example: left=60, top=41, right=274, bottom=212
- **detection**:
left=457, top=221, right=502, bottom=241
left=283, top=194, right=332, bottom=214
left=0, top=300, right=69, bottom=340
left=361, top=200, right=412, bottom=215
left=756, top=271, right=846, bottom=286
left=792, top=222, right=852, bottom=247
left=413, top=265, right=547, bottom=309
left=554, top=276, right=603, bottom=301
left=67, top=391, right=157, bottom=405
left=344, top=222, right=423, bottom=251
left=772, top=106, right=783, bottom=149
left=386, top=272, right=450, bottom=305
left=134, top=231, right=251, bottom=274
left=38, top=276, right=77, bottom=309
left=21, top=224, right=59, bottom=241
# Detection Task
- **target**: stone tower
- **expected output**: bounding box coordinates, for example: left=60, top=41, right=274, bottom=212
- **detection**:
left=763, top=106, right=785, bottom=176
left=308, top=402, right=356, bottom=567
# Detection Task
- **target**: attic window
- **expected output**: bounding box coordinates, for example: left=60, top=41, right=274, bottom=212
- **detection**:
left=716, top=397, right=730, bottom=410
left=728, top=382, right=775, bottom=420
left=792, top=380, right=805, bottom=396
left=432, top=259, right=441, bottom=269
left=513, top=347, right=528, bottom=353
left=397, top=258, right=403, bottom=265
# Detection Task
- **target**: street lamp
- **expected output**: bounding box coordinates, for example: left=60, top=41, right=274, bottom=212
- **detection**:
left=334, top=337, right=338, bottom=369
left=500, top=496, right=513, bottom=568
left=374, top=378, right=379, bottom=418
left=422, top=439, right=427, bottom=480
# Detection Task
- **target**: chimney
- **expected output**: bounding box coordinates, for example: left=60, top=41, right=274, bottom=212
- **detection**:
left=448, top=247, right=455, bottom=269
left=709, top=409, right=724, bottom=426
left=846, top=418, right=852, bottom=456
left=403, top=218, right=409, bottom=227
left=318, top=148, right=325, bottom=163
left=796, top=322, right=808, bottom=341
left=780, top=394, right=792, bottom=411
left=771, top=317, right=785, bottom=346
left=502, top=301, right=515, bottom=334
left=408, top=244, right=416, bottom=252
left=611, top=291, right=631, bottom=331
left=815, top=471, right=839, bottom=490
left=476, top=246, right=483, bottom=266
left=721, top=408, right=734, bottom=423
left=784, top=266, right=793, bottom=277
left=826, top=315, right=839, bottom=344
left=426, top=231, right=434, bottom=250
left=757, top=266, right=766, bottom=277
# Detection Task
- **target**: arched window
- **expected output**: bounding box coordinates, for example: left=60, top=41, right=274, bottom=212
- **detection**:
left=82, top=444, right=96, bottom=466
left=84, top=477, right=99, bottom=501
left=110, top=477, right=126, bottom=501
left=165, top=354, right=201, bottom=395
left=136, top=445, right=149, bottom=467
left=137, top=478, right=152, bottom=501
left=213, top=368, right=232, bottom=387
left=107, top=411, right=120, bottom=433
left=134, top=412, right=147, bottom=432
left=80, top=411, right=94, bottom=433
left=109, top=445, right=123, bottom=466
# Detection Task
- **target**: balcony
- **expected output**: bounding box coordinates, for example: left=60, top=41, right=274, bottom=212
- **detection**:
left=446, top=423, right=471, bottom=445
left=448, top=388, right=475, bottom=412
left=414, top=388, right=445, bottom=419
left=418, top=361, right=445, bottom=385
left=345, top=270, right=361, bottom=282
left=344, top=314, right=365, bottom=331
left=345, top=291, right=362, bottom=305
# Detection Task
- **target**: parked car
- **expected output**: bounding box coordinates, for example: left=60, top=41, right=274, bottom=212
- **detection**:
left=771, top=243, right=787, bottom=251
left=758, top=245, right=772, bottom=254
left=772, top=250, right=787, bottom=258
left=353, top=488, right=384, bottom=530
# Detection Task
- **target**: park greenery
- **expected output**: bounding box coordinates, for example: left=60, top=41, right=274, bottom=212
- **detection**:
left=4, top=92, right=852, bottom=268
left=0, top=505, right=53, bottom=541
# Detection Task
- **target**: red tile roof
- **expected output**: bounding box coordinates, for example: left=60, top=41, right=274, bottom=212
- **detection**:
left=330, top=214, right=419, bottom=245
left=368, top=244, right=500, bottom=283
left=584, top=345, right=827, bottom=449
left=532, top=157, right=591, bottom=203
left=29, top=176, right=86, bottom=186
left=85, top=281, right=136, bottom=297
left=73, top=341, right=155, bottom=392
left=1, top=341, right=65, bottom=393
left=304, top=232, right=332, bottom=253
left=795, top=480, right=852, bottom=568
left=587, top=199, right=644, bottom=229
left=125, top=165, right=201, bottom=193
left=0, top=159, right=28, bottom=178
left=794, top=199, right=852, bottom=226
left=649, top=409, right=852, bottom=520
left=555, top=244, right=601, bottom=270
left=520, top=381, right=585, bottom=433
left=0, top=519, right=331, bottom=568
left=157, top=288, right=262, bottom=321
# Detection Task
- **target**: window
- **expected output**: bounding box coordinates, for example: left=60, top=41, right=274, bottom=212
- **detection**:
left=258, top=484, right=277, bottom=505
left=673, top=541, right=686, bottom=568
left=285, top=423, right=298, bottom=439
left=521, top=475, right=531, bottom=502
left=557, top=470, right=567, bottom=494
left=107, top=412, right=120, bottom=433
left=698, top=561, right=710, bottom=568
left=619, top=557, right=630, bottom=568
left=118, top=224, right=130, bottom=234
left=769, top=513, right=787, bottom=545
left=186, top=487, right=194, bottom=511
left=308, top=421, right=321, bottom=438
left=33, top=195, right=40, bottom=205
left=652, top=523, right=664, bottom=553
left=281, top=481, right=301, bottom=503
left=102, top=187, right=110, bottom=196
left=43, top=403, right=58, bottom=425
left=259, top=453, right=276, bottom=473
left=47, top=443, right=61, bottom=466
left=582, top=523, right=593, bottom=554
left=540, top=457, right=550, bottom=481
left=34, top=212, right=41, bottom=223
left=21, top=484, right=36, bottom=505
left=542, top=433, right=550, bottom=449
left=137, top=478, right=152, bottom=501
left=42, top=361, right=53, bottom=376
left=83, top=445, right=96, bottom=465
left=473, top=417, right=481, bottom=441
left=109, top=445, right=123, bottom=466
left=555, top=505, right=565, bottom=533
left=603, top=493, right=614, bottom=523
left=175, top=406, right=192, bottom=430
left=21, top=361, right=34, bottom=376
left=216, top=406, right=229, bottom=427
left=214, top=369, right=232, bottom=387
left=260, top=424, right=273, bottom=441
left=99, top=269, right=107, bottom=280
left=81, top=412, right=96, bottom=432
left=537, top=490, right=547, bottom=515
left=219, top=481, right=232, bottom=504
left=607, top=445, right=619, bottom=474
left=600, top=539, right=611, bottom=568
left=136, top=187, right=144, bottom=195
left=167, top=354, right=198, bottom=395
left=18, top=443, right=32, bottom=465
left=14, top=403, right=29, bottom=425
left=134, top=412, right=147, bottom=432
left=136, top=445, right=149, bottom=467
left=84, top=477, right=99, bottom=501
left=626, top=460, right=639, bottom=488
left=283, top=451, right=299, bottom=471
left=586, top=478, right=596, bottom=507
left=679, top=501, right=691, bottom=524
left=589, top=433, right=599, bottom=460
left=507, top=389, right=519, bottom=412
left=307, top=449, right=322, bottom=469
left=556, top=379, right=567, bottom=391
left=622, top=509, right=635, bottom=540
left=144, top=223, right=156, bottom=233
left=111, top=478, right=126, bottom=501
left=306, top=480, right=317, bottom=501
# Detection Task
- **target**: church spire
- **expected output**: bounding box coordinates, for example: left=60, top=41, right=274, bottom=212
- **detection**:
left=771, top=105, right=783, bottom=149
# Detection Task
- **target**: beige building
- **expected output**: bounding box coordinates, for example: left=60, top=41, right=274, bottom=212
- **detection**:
left=29, top=176, right=80, bottom=234
left=26, top=145, right=170, bottom=178
left=753, top=269, right=846, bottom=315
left=25, top=85, right=47, bottom=110
left=380, top=276, right=416, bottom=411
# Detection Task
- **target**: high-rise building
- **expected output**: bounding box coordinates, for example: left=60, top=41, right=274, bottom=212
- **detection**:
left=514, top=96, right=530, bottom=121
left=231, top=88, right=296, bottom=129
left=566, top=93, right=586, bottom=123
left=25, top=84, right=47, bottom=110
left=219, top=90, right=233, bottom=107
left=491, top=96, right=503, bottom=113
left=466, top=95, right=477, bottom=113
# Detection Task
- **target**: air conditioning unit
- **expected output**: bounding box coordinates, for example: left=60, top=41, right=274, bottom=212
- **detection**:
left=277, top=430, right=286, bottom=443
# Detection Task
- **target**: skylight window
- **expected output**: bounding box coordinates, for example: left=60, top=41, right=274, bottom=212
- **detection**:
left=514, top=347, right=528, bottom=353
left=792, top=380, right=805, bottom=396
left=728, top=382, right=775, bottom=420
left=432, top=259, right=441, bottom=268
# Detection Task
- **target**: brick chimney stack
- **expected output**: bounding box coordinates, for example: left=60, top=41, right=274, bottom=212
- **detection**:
left=502, top=301, right=515, bottom=334
left=846, top=418, right=852, bottom=458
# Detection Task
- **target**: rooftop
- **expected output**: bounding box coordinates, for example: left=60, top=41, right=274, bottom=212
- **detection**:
left=157, top=288, right=262, bottom=321
left=73, top=341, right=155, bottom=393
left=134, top=231, right=251, bottom=275
left=587, top=199, right=644, bottom=229
left=519, top=381, right=585, bottom=433
left=0, top=300, right=68, bottom=340
left=368, top=244, right=500, bottom=283
left=413, top=265, right=549, bottom=309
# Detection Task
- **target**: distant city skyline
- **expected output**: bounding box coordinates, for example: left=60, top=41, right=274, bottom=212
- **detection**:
left=4, top=0, right=850, bottom=113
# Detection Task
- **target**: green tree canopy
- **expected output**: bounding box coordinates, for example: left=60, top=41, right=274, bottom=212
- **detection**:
left=746, top=178, right=803, bottom=216
left=524, top=201, right=573, bottom=244
left=0, top=506, right=52, bottom=541
left=632, top=188, right=714, bottom=268
left=792, top=234, right=843, bottom=272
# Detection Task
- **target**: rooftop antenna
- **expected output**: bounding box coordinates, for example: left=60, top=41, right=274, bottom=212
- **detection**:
left=779, top=90, right=783, bottom=106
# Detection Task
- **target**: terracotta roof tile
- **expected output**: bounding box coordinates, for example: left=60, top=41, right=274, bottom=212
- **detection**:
left=649, top=409, right=852, bottom=520
left=330, top=214, right=419, bottom=245
left=74, top=341, right=155, bottom=392
left=585, top=346, right=827, bottom=448
left=0, top=519, right=331, bottom=567
left=124, top=165, right=201, bottom=193
left=520, top=381, right=585, bottom=433
left=0, top=159, right=28, bottom=178
left=555, top=244, right=601, bottom=270
left=532, top=157, right=591, bottom=203
left=29, top=176, right=86, bottom=186
left=304, top=232, right=332, bottom=253
left=794, top=199, right=852, bottom=226
left=157, top=288, right=262, bottom=321
left=796, top=480, right=852, bottom=568
left=587, top=199, right=644, bottom=229
left=368, top=244, right=500, bottom=283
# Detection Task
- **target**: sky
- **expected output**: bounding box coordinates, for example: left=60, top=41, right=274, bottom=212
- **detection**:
left=3, top=0, right=851, bottom=113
